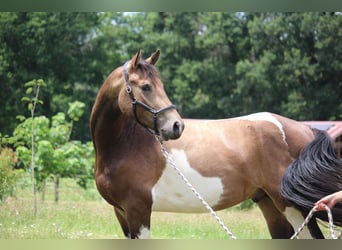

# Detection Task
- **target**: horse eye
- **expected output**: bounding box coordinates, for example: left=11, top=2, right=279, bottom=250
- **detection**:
left=141, top=84, right=151, bottom=92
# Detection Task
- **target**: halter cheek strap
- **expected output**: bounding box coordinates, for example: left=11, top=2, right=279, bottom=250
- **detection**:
left=123, top=61, right=176, bottom=135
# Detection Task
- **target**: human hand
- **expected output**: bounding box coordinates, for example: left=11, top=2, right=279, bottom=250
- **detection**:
left=314, top=190, right=342, bottom=211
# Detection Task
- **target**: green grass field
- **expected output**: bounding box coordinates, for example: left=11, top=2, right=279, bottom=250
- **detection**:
left=18, top=176, right=342, bottom=241
left=2, top=181, right=340, bottom=250
left=1, top=177, right=340, bottom=239
left=0, top=177, right=272, bottom=239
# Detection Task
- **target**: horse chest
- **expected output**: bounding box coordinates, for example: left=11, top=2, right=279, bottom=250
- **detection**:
left=151, top=149, right=224, bottom=213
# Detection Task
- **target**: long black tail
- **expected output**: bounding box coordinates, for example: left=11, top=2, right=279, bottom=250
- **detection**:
left=280, top=129, right=342, bottom=227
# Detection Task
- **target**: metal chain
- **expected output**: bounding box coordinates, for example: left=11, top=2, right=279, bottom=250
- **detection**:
left=155, top=136, right=237, bottom=239
left=290, top=204, right=341, bottom=239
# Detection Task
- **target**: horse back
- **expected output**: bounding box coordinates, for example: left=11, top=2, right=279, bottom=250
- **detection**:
left=271, top=113, right=314, bottom=158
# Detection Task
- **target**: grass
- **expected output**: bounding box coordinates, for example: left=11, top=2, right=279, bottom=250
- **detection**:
left=151, top=209, right=269, bottom=239
left=0, top=177, right=272, bottom=239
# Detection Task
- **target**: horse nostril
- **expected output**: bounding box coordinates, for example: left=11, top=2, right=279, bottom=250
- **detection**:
left=173, top=121, right=183, bottom=138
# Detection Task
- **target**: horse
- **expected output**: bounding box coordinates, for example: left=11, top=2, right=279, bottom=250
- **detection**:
left=90, top=49, right=339, bottom=239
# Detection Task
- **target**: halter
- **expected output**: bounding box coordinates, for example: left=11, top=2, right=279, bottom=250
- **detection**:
left=123, top=61, right=176, bottom=135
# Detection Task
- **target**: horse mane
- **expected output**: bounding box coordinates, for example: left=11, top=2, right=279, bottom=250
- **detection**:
left=280, top=129, right=342, bottom=227
left=135, top=60, right=159, bottom=83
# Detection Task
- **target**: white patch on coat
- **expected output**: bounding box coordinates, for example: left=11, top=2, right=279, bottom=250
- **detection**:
left=138, top=226, right=150, bottom=239
left=284, top=207, right=313, bottom=239
left=151, top=149, right=224, bottom=213
left=235, top=112, right=287, bottom=144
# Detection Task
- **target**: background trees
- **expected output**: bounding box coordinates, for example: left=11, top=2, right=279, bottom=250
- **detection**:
left=1, top=12, right=341, bottom=142
left=0, top=12, right=102, bottom=141
left=13, top=100, right=94, bottom=202
left=0, top=12, right=341, bottom=202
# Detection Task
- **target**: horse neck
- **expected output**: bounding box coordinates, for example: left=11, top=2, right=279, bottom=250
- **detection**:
left=91, top=83, right=150, bottom=150
left=90, top=81, right=127, bottom=152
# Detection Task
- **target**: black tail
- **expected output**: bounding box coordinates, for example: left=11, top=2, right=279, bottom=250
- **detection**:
left=280, top=129, right=342, bottom=227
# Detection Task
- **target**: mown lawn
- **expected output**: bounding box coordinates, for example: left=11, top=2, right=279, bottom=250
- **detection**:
left=0, top=177, right=273, bottom=239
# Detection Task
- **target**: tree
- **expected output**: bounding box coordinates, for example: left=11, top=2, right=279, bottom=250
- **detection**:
left=12, top=96, right=93, bottom=203
left=21, top=79, right=46, bottom=215
left=229, top=13, right=342, bottom=120
left=0, top=12, right=103, bottom=141
left=1, top=12, right=341, bottom=148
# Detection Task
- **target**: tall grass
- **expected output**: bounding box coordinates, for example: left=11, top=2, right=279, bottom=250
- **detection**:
left=0, top=177, right=272, bottom=239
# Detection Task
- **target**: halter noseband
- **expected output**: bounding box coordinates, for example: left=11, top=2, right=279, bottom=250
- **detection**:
left=123, top=61, right=176, bottom=135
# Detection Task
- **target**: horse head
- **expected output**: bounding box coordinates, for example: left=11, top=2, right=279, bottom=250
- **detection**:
left=118, top=49, right=184, bottom=141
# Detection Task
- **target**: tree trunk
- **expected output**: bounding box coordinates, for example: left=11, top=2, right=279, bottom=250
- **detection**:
left=41, top=179, right=46, bottom=202
left=54, top=175, right=60, bottom=203
left=30, top=110, right=37, bottom=216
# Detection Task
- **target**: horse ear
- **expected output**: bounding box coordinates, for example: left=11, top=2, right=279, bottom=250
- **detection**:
left=146, top=49, right=160, bottom=65
left=129, top=49, right=142, bottom=69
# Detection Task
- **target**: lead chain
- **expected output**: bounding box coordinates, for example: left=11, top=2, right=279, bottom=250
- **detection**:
left=290, top=204, right=340, bottom=239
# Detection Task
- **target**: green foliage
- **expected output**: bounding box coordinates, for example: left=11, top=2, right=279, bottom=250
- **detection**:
left=0, top=12, right=102, bottom=140
left=12, top=116, right=50, bottom=148
left=130, top=12, right=341, bottom=120
left=50, top=113, right=71, bottom=146
left=0, top=148, right=23, bottom=201
left=1, top=76, right=93, bottom=204
left=12, top=102, right=94, bottom=192
left=1, top=12, right=342, bottom=142
left=237, top=199, right=255, bottom=210
left=22, top=79, right=46, bottom=111
left=67, top=101, right=86, bottom=122
left=1, top=12, right=342, bottom=143
left=232, top=13, right=342, bottom=120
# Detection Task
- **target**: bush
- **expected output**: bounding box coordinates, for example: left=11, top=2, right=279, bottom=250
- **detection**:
left=238, top=199, right=256, bottom=210
left=0, top=148, right=23, bottom=201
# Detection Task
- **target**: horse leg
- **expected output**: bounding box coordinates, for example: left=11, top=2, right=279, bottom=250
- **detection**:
left=261, top=186, right=321, bottom=238
left=126, top=205, right=152, bottom=239
left=114, top=200, right=152, bottom=239
left=306, top=216, right=324, bottom=239
left=114, top=207, right=130, bottom=238
left=254, top=193, right=294, bottom=238
left=283, top=206, right=318, bottom=238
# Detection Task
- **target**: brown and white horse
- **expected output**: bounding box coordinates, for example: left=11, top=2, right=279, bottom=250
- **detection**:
left=90, top=49, right=339, bottom=239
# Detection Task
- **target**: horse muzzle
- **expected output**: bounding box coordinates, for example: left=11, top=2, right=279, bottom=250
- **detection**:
left=159, top=119, right=185, bottom=141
